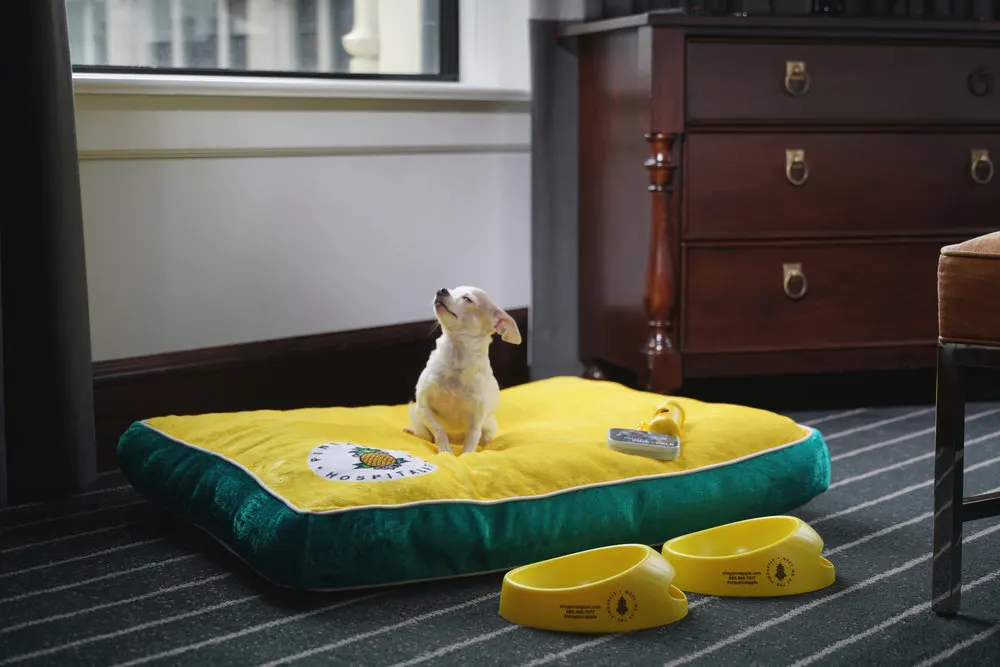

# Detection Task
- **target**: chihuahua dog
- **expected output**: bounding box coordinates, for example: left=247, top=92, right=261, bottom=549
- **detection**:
left=405, top=286, right=522, bottom=455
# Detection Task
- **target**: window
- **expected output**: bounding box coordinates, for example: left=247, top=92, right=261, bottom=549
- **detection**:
left=66, top=0, right=459, bottom=81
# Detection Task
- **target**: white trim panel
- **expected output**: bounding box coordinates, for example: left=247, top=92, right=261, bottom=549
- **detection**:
left=72, top=73, right=531, bottom=102
left=74, top=104, right=530, bottom=156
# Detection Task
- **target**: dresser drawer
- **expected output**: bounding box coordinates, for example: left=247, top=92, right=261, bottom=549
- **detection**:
left=683, top=133, right=1000, bottom=240
left=680, top=240, right=948, bottom=354
left=686, top=41, right=1000, bottom=123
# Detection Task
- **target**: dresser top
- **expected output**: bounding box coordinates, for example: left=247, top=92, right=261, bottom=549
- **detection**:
left=558, top=11, right=1000, bottom=41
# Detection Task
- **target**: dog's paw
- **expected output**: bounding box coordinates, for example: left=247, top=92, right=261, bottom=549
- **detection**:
left=403, top=427, right=415, bottom=435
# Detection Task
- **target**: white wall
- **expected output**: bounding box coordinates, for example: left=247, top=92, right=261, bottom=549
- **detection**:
left=74, top=0, right=532, bottom=362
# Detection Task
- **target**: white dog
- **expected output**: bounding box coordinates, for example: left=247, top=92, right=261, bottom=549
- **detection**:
left=405, top=286, right=522, bottom=455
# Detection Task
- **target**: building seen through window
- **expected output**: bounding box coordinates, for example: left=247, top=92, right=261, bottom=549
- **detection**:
left=66, top=0, right=456, bottom=79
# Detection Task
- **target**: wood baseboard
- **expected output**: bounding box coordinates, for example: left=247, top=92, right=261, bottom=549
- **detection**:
left=93, top=308, right=529, bottom=472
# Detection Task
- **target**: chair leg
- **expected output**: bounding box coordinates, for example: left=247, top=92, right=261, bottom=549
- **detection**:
left=932, top=343, right=966, bottom=616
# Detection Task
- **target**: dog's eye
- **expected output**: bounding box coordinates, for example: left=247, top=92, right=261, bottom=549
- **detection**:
left=462, top=296, right=473, bottom=303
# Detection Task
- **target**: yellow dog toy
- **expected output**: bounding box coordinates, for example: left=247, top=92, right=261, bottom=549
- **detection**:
left=607, top=400, right=687, bottom=461
left=638, top=400, right=686, bottom=437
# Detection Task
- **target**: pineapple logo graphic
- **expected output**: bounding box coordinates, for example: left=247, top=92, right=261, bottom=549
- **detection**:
left=766, top=556, right=796, bottom=588
left=307, top=442, right=437, bottom=483
left=605, top=589, right=638, bottom=623
left=616, top=596, right=630, bottom=616
left=351, top=446, right=407, bottom=471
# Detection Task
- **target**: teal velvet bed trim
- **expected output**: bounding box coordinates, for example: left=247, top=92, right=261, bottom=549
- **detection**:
left=117, top=421, right=831, bottom=591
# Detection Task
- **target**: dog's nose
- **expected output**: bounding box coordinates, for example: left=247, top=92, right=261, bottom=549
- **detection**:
left=436, top=288, right=449, bottom=297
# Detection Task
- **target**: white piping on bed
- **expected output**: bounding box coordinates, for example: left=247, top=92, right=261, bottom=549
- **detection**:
left=135, top=421, right=820, bottom=517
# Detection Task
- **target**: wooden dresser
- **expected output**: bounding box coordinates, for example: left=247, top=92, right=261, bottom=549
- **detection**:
left=561, top=14, right=1000, bottom=393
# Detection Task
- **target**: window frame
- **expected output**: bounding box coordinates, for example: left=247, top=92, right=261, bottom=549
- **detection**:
left=69, top=0, right=460, bottom=83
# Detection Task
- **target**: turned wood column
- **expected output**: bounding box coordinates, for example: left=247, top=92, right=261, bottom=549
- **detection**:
left=216, top=0, right=231, bottom=68
left=342, top=0, right=380, bottom=73
left=642, top=132, right=682, bottom=394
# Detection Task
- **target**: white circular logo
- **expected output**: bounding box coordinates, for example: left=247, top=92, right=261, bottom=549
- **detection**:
left=307, top=443, right=437, bottom=482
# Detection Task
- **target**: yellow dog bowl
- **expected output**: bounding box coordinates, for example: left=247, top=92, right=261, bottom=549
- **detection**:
left=499, top=544, right=689, bottom=633
left=661, top=515, right=835, bottom=597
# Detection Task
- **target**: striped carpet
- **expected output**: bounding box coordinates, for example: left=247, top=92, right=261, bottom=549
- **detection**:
left=3, top=404, right=1000, bottom=666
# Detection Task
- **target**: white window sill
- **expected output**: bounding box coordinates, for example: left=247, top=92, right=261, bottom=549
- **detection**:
left=72, top=72, right=532, bottom=103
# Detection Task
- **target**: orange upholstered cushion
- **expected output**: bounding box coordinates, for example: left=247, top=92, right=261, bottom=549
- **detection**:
left=938, top=232, right=1000, bottom=345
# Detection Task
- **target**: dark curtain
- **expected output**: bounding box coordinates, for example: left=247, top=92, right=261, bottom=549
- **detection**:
left=528, top=1, right=600, bottom=381
left=0, top=1, right=98, bottom=508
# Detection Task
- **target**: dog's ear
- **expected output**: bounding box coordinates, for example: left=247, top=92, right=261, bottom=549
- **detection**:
left=493, top=308, right=522, bottom=345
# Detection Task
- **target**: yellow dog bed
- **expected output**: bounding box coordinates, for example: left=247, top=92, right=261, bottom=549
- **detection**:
left=117, top=377, right=830, bottom=590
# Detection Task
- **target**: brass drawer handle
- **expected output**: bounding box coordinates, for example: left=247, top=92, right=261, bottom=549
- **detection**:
left=968, top=69, right=994, bottom=97
left=784, top=61, right=810, bottom=96
left=783, top=263, right=808, bottom=300
left=971, top=149, right=994, bottom=185
left=785, top=149, right=809, bottom=186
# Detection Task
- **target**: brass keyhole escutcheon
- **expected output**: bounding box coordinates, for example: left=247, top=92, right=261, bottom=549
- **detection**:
left=971, top=149, right=995, bottom=185
left=784, top=61, right=810, bottom=96
left=783, top=263, right=808, bottom=300
left=785, top=149, right=809, bottom=186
